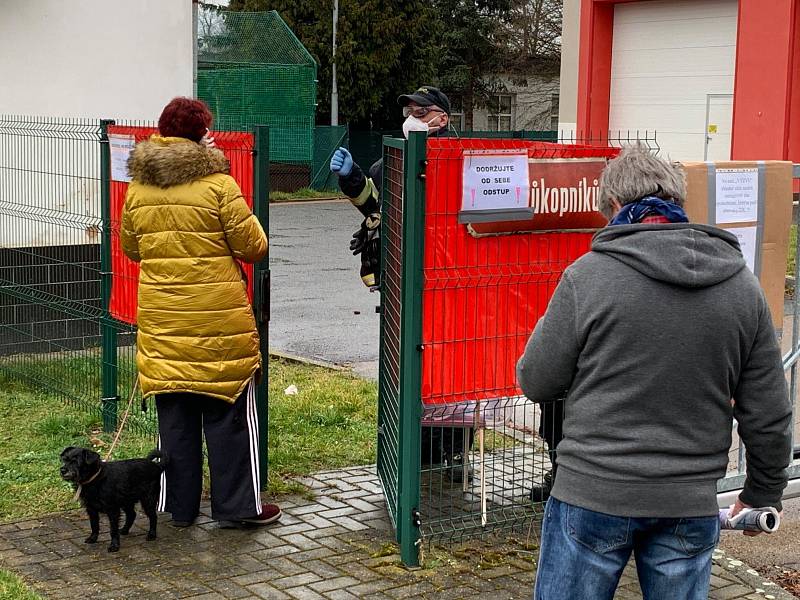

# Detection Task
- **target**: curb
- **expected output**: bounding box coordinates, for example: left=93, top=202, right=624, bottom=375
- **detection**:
left=269, top=196, right=347, bottom=204
left=268, top=348, right=349, bottom=372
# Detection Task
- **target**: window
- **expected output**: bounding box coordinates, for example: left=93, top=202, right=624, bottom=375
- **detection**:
left=449, top=95, right=465, bottom=132
left=488, top=94, right=514, bottom=131
left=550, top=94, right=560, bottom=131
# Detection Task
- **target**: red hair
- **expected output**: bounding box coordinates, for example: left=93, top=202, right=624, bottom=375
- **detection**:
left=158, top=97, right=213, bottom=142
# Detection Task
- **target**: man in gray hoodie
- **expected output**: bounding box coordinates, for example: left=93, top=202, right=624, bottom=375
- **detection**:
left=517, top=145, right=792, bottom=600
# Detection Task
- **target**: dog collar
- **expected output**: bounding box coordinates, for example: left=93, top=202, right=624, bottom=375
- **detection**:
left=72, top=466, right=103, bottom=502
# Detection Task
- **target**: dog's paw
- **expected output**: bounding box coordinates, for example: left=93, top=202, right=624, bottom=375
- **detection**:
left=84, top=535, right=98, bottom=544
left=146, top=531, right=156, bottom=541
left=108, top=543, right=120, bottom=553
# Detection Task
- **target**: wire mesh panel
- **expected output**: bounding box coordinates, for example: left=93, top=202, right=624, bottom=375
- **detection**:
left=414, top=135, right=624, bottom=547
left=377, top=140, right=405, bottom=531
left=0, top=116, right=112, bottom=418
left=377, top=133, right=427, bottom=566
left=1, top=117, right=269, bottom=452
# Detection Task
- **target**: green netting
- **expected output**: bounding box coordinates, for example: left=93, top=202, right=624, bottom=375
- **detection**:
left=311, top=125, right=348, bottom=191
left=197, top=10, right=317, bottom=164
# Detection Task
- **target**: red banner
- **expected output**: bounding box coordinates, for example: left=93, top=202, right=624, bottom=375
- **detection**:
left=420, top=138, right=618, bottom=406
left=469, top=158, right=610, bottom=235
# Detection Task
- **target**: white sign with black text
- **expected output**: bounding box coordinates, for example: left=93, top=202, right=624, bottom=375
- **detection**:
left=461, top=151, right=530, bottom=212
left=109, top=134, right=136, bottom=183
left=715, top=168, right=758, bottom=224
left=729, top=226, right=758, bottom=274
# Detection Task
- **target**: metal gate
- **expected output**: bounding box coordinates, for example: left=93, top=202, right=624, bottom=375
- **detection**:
left=376, top=133, right=426, bottom=566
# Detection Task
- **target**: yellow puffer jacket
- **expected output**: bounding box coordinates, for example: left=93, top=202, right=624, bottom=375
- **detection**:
left=120, top=136, right=267, bottom=403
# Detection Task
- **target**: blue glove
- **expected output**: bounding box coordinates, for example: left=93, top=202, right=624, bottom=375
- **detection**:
left=330, top=147, right=353, bottom=177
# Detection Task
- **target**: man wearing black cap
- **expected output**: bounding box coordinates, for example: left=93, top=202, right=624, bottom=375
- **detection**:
left=330, top=86, right=450, bottom=289
left=330, top=87, right=471, bottom=480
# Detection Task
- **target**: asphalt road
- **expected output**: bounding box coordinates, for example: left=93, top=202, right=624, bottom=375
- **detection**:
left=267, top=200, right=380, bottom=379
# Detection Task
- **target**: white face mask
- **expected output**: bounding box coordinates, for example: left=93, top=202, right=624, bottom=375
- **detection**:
left=403, top=115, right=436, bottom=139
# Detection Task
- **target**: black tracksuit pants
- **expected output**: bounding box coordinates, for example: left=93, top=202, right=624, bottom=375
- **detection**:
left=539, top=399, right=565, bottom=476
left=156, top=384, right=261, bottom=522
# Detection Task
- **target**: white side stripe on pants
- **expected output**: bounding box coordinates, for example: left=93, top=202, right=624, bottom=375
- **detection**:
left=245, top=379, right=262, bottom=511
left=157, top=435, right=167, bottom=512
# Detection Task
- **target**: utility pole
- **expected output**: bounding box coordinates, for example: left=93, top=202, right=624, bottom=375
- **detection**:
left=192, top=0, right=199, bottom=98
left=331, top=0, right=339, bottom=126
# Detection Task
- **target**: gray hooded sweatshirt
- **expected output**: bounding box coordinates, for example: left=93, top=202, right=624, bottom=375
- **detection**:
left=516, top=223, right=792, bottom=517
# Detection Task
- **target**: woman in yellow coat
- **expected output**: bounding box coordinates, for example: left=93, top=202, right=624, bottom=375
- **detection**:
left=121, top=97, right=280, bottom=528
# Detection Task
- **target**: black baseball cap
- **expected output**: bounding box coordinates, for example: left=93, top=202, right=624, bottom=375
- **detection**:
left=397, top=86, right=451, bottom=115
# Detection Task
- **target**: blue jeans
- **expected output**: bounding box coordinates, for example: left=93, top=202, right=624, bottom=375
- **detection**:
left=534, top=497, right=719, bottom=600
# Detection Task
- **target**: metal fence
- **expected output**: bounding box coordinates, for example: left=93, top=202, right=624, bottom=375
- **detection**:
left=0, top=116, right=131, bottom=431
left=377, top=130, right=800, bottom=566
left=0, top=115, right=271, bottom=480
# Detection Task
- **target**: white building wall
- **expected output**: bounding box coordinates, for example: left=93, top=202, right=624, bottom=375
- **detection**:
left=0, top=0, right=194, bottom=119
left=558, top=0, right=581, bottom=133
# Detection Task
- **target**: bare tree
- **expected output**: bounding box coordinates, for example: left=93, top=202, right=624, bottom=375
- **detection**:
left=501, top=0, right=562, bottom=74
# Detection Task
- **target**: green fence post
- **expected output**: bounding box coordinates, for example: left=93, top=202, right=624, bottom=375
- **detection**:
left=99, top=119, right=118, bottom=433
left=253, top=125, right=271, bottom=489
left=397, top=131, right=426, bottom=567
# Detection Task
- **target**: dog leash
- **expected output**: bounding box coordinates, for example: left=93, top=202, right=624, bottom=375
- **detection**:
left=103, top=376, right=140, bottom=462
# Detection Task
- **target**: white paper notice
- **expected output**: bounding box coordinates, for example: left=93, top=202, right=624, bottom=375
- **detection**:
left=730, top=226, right=758, bottom=273
left=462, top=152, right=530, bottom=211
left=110, top=134, right=135, bottom=183
left=715, top=168, right=758, bottom=224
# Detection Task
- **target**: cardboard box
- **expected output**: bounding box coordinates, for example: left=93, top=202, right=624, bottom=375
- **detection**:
left=680, top=161, right=793, bottom=328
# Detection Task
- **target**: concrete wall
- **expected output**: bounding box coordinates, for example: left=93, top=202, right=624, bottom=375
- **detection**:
left=0, top=0, right=193, bottom=119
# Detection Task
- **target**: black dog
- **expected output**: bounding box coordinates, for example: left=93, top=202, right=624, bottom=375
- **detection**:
left=59, top=447, right=164, bottom=552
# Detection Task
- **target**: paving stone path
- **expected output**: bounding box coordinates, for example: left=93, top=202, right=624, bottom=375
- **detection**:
left=0, top=465, right=794, bottom=599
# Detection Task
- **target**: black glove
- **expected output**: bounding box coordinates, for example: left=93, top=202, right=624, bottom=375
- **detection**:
left=350, top=214, right=380, bottom=288
left=350, top=213, right=381, bottom=256
left=360, top=231, right=380, bottom=287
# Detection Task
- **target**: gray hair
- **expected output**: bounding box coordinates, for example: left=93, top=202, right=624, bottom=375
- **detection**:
left=597, top=144, right=686, bottom=219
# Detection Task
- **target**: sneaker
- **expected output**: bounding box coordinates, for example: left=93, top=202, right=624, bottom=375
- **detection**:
left=219, top=503, right=282, bottom=528
left=241, top=503, right=282, bottom=525
left=530, top=470, right=554, bottom=503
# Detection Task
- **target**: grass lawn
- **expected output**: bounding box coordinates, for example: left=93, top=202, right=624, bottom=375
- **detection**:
left=788, top=224, right=797, bottom=280
left=269, top=187, right=343, bottom=202
left=0, top=571, right=43, bottom=600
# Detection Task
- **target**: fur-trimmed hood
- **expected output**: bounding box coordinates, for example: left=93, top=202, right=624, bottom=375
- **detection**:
left=127, top=136, right=230, bottom=188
